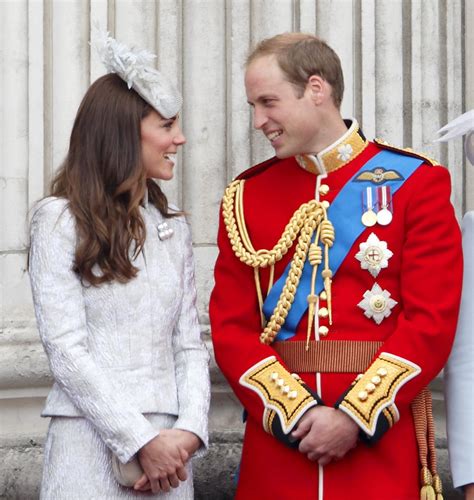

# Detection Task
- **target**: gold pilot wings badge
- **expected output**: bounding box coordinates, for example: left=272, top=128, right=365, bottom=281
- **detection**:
left=354, top=167, right=405, bottom=184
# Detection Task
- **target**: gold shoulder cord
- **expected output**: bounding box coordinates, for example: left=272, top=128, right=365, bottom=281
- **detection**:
left=222, top=179, right=335, bottom=346
left=374, top=138, right=440, bottom=167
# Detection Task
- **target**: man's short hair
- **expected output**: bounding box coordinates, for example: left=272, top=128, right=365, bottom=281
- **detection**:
left=246, top=33, right=344, bottom=109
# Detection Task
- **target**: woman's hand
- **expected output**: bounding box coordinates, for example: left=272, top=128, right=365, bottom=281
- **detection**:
left=134, top=433, right=188, bottom=493
left=164, top=429, right=201, bottom=456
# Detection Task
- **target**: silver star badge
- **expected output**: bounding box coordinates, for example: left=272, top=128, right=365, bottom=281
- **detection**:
left=358, top=283, right=398, bottom=325
left=355, top=232, right=393, bottom=278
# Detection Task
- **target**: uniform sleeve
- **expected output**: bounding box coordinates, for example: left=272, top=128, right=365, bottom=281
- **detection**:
left=444, top=211, right=474, bottom=488
left=29, top=199, right=159, bottom=463
left=172, top=220, right=211, bottom=456
left=336, top=166, right=463, bottom=443
left=210, top=204, right=322, bottom=447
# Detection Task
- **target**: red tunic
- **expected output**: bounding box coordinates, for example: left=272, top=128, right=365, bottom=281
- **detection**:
left=210, top=138, right=462, bottom=500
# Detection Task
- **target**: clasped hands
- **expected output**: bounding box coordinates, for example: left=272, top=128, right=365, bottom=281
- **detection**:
left=134, top=429, right=200, bottom=493
left=133, top=407, right=357, bottom=492
left=291, top=406, right=359, bottom=466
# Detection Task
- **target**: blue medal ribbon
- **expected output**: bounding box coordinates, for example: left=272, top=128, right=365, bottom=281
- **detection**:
left=262, top=150, right=424, bottom=340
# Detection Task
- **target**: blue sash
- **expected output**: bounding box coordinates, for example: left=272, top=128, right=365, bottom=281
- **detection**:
left=262, top=150, right=423, bottom=340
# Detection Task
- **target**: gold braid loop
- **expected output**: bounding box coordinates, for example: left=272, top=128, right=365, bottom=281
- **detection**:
left=319, top=219, right=335, bottom=324
left=306, top=234, right=322, bottom=350
left=260, top=213, right=321, bottom=345
left=308, top=244, right=322, bottom=265
left=320, top=219, right=335, bottom=246
left=222, top=179, right=334, bottom=345
left=223, top=180, right=321, bottom=268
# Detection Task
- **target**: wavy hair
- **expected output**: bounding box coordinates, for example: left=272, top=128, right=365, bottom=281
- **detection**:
left=50, top=73, right=179, bottom=286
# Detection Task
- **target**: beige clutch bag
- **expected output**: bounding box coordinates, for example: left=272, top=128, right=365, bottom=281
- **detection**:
left=111, top=455, right=144, bottom=487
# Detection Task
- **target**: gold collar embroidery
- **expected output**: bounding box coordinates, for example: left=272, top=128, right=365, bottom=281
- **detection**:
left=296, top=119, right=368, bottom=175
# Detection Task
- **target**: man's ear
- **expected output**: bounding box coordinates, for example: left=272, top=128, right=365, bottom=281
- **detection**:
left=307, top=75, right=326, bottom=105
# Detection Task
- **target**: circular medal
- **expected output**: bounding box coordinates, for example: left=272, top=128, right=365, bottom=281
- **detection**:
left=377, top=208, right=393, bottom=226
left=361, top=209, right=377, bottom=227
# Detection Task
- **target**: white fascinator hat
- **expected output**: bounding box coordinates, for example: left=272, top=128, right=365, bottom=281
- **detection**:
left=435, top=110, right=474, bottom=166
left=92, top=28, right=182, bottom=119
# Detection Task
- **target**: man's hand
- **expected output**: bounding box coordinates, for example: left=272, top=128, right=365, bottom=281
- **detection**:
left=134, top=433, right=188, bottom=493
left=291, top=406, right=359, bottom=466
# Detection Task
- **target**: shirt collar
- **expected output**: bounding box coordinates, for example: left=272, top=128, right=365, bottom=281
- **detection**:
left=295, top=119, right=368, bottom=175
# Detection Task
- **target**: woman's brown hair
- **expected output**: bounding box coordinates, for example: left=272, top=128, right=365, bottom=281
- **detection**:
left=50, top=73, right=178, bottom=286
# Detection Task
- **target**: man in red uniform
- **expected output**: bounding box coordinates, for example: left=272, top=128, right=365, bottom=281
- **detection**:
left=210, top=33, right=462, bottom=500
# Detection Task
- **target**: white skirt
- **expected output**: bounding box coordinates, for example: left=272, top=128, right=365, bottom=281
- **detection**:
left=40, top=415, right=194, bottom=500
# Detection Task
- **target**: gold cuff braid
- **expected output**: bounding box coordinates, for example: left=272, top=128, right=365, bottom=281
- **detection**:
left=338, top=352, right=421, bottom=436
left=240, top=356, right=318, bottom=434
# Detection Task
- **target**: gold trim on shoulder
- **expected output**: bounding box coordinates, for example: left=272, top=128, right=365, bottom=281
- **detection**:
left=240, top=356, right=318, bottom=434
left=296, top=119, right=369, bottom=175
left=374, top=138, right=440, bottom=166
left=338, top=352, right=420, bottom=436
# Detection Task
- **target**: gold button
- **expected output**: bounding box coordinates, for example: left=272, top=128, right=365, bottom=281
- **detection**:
left=288, top=390, right=298, bottom=399
left=322, top=200, right=330, bottom=209
left=319, top=291, right=327, bottom=301
left=270, top=372, right=279, bottom=381
left=318, top=326, right=329, bottom=337
left=319, top=184, right=330, bottom=196
left=318, top=307, right=329, bottom=318
left=358, top=391, right=368, bottom=401
left=365, top=382, right=376, bottom=393
left=371, top=375, right=381, bottom=385
left=355, top=374, right=363, bottom=381
left=282, top=385, right=290, bottom=394
left=277, top=378, right=285, bottom=387
left=377, top=368, right=388, bottom=377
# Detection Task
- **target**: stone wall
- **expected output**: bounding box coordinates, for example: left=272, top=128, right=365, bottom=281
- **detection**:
left=1, top=0, right=472, bottom=498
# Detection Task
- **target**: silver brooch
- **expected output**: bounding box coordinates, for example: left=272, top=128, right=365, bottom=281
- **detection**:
left=357, top=283, right=397, bottom=325
left=158, top=222, right=174, bottom=240
left=355, top=233, right=393, bottom=278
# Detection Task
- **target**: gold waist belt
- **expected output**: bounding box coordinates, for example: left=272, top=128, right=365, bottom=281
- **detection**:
left=273, top=340, right=383, bottom=373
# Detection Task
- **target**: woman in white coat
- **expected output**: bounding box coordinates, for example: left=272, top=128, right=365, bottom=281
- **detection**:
left=441, top=113, right=474, bottom=500
left=445, top=211, right=474, bottom=499
left=29, top=33, right=210, bottom=499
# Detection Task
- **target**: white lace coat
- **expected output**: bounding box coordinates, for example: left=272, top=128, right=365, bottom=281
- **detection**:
left=29, top=197, right=210, bottom=465
left=445, top=211, right=474, bottom=489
